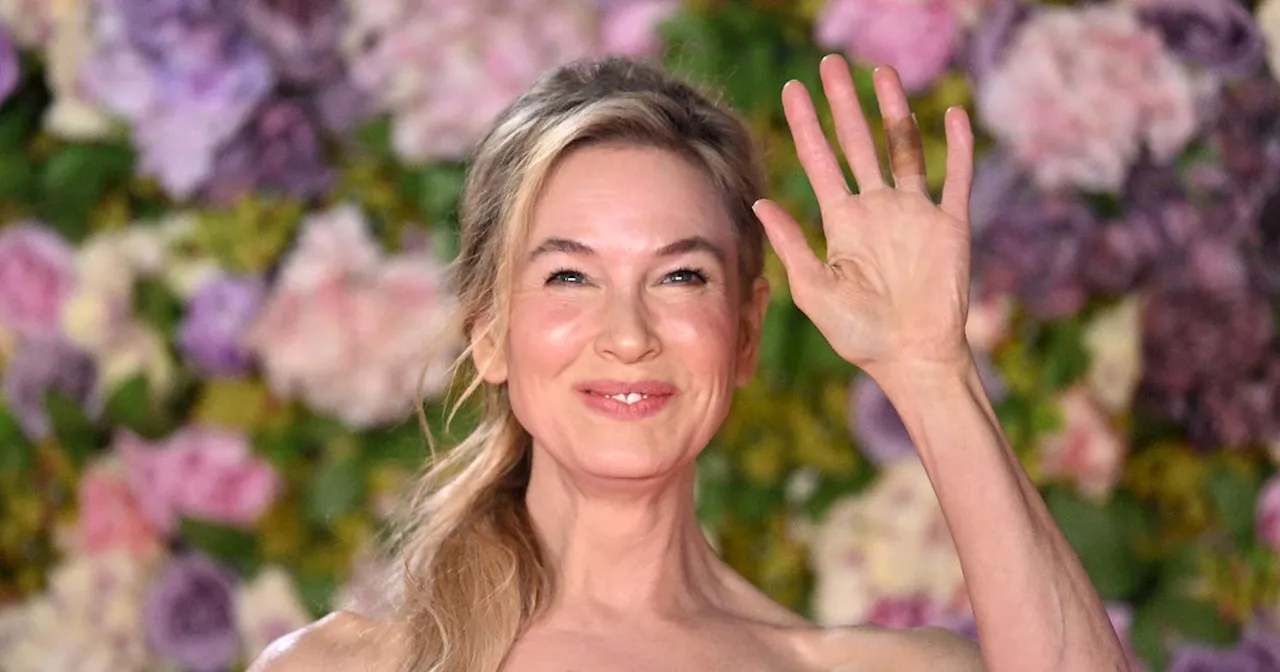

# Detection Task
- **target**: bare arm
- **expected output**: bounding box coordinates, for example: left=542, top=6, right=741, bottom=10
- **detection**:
left=875, top=353, right=1127, bottom=671
left=754, top=54, right=1128, bottom=671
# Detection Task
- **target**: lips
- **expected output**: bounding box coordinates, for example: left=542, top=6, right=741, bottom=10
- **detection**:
left=576, top=380, right=678, bottom=397
left=575, top=379, right=677, bottom=421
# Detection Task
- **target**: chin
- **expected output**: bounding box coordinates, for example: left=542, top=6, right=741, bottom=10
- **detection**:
left=554, top=437, right=692, bottom=484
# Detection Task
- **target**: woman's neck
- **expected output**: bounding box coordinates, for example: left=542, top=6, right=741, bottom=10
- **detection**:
left=523, top=447, right=732, bottom=622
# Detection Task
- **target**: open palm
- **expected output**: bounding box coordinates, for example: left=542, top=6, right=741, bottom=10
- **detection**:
left=754, top=55, right=975, bottom=379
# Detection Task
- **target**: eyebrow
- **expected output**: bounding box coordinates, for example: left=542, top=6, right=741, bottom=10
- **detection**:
left=527, top=235, right=727, bottom=266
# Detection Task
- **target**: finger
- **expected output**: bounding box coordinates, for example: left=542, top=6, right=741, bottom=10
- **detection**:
left=940, top=106, right=975, bottom=222
left=781, top=80, right=851, bottom=207
left=872, top=67, right=927, bottom=193
left=818, top=54, right=886, bottom=192
left=752, top=198, right=827, bottom=292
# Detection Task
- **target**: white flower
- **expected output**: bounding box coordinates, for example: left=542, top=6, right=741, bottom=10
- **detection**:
left=0, top=551, right=157, bottom=672
left=42, top=0, right=114, bottom=139
left=235, top=567, right=313, bottom=659
left=1260, top=0, right=1280, bottom=81
left=1082, top=296, right=1144, bottom=413
left=809, top=459, right=965, bottom=626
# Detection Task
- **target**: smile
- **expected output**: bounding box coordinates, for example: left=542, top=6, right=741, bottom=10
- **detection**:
left=601, top=392, right=648, bottom=404
left=575, top=380, right=676, bottom=420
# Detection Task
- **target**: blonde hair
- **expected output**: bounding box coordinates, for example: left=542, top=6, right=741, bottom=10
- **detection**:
left=387, top=56, right=768, bottom=672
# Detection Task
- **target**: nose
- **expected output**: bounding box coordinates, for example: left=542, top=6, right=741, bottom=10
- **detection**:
left=594, top=289, right=660, bottom=364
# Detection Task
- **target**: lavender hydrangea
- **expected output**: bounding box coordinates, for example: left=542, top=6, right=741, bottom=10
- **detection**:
left=0, top=25, right=17, bottom=105
left=176, top=276, right=267, bottom=376
left=202, top=97, right=334, bottom=205
left=848, top=359, right=1006, bottom=465
left=243, top=0, right=346, bottom=85
left=1136, top=242, right=1277, bottom=448
left=143, top=554, right=240, bottom=672
left=1136, top=0, right=1265, bottom=78
left=973, top=194, right=1097, bottom=320
left=1167, top=624, right=1280, bottom=672
left=81, top=0, right=275, bottom=199
left=2, top=336, right=98, bottom=442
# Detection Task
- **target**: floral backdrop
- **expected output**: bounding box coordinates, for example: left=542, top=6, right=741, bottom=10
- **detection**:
left=0, top=0, right=1278, bottom=670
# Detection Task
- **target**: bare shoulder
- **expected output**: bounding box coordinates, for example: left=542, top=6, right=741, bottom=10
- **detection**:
left=247, top=610, right=410, bottom=672
left=798, top=624, right=986, bottom=672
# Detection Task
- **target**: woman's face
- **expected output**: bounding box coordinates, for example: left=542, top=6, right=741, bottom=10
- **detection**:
left=476, top=144, right=769, bottom=482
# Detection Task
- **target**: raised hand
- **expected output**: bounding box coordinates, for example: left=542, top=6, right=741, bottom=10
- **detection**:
left=753, top=55, right=976, bottom=382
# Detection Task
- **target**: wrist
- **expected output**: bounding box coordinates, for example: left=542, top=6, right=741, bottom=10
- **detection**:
left=865, top=347, right=980, bottom=402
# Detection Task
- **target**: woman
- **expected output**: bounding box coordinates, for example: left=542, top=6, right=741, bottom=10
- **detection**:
left=252, top=55, right=1128, bottom=671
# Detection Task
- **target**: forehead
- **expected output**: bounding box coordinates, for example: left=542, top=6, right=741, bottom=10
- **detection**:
left=527, top=144, right=735, bottom=248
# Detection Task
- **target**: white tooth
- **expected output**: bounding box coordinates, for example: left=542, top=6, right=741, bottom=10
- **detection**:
left=625, top=393, right=643, bottom=404
left=609, top=393, right=627, bottom=402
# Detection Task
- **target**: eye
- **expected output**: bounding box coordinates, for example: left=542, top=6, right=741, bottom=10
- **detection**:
left=545, top=268, right=589, bottom=285
left=662, top=267, right=709, bottom=285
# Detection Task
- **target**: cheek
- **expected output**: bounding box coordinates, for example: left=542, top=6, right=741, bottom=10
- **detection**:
left=655, top=299, right=739, bottom=370
left=507, top=295, right=591, bottom=373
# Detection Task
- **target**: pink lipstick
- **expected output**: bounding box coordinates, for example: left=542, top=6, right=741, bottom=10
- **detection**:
left=575, top=379, right=676, bottom=421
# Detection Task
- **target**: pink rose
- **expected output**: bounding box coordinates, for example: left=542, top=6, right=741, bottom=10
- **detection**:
left=816, top=0, right=960, bottom=93
left=118, top=427, right=280, bottom=534
left=976, top=5, right=1198, bottom=193
left=346, top=0, right=601, bottom=162
left=1258, top=476, right=1280, bottom=551
left=600, top=0, right=678, bottom=59
left=75, top=457, right=161, bottom=557
left=0, top=222, right=77, bottom=338
left=247, top=205, right=460, bottom=428
left=1035, top=387, right=1128, bottom=501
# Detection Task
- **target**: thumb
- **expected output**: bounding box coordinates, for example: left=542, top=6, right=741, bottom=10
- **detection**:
left=752, top=198, right=825, bottom=294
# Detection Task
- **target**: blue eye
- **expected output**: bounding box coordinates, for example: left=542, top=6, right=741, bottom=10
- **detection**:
left=546, top=268, right=588, bottom=285
left=664, top=268, right=709, bottom=285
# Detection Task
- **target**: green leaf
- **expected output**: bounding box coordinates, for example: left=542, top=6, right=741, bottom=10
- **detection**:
left=132, top=277, right=185, bottom=335
left=36, top=142, right=134, bottom=241
left=1205, top=463, right=1263, bottom=547
left=1039, top=319, right=1089, bottom=391
left=0, top=406, right=34, bottom=475
left=362, top=421, right=428, bottom=470
left=306, top=451, right=365, bottom=526
left=45, top=390, right=101, bottom=467
left=180, top=517, right=261, bottom=576
left=295, top=571, right=338, bottom=619
left=104, top=375, right=155, bottom=436
left=0, top=150, right=35, bottom=202
left=1045, top=489, right=1153, bottom=601
left=1130, top=577, right=1239, bottom=672
left=725, top=479, right=782, bottom=525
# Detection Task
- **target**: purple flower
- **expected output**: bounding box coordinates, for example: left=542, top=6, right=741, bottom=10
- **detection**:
left=143, top=554, right=240, bottom=672
left=849, top=359, right=1006, bottom=465
left=1136, top=0, right=1265, bottom=78
left=2, top=336, right=99, bottom=442
left=0, top=25, right=18, bottom=105
left=177, top=276, right=267, bottom=376
left=202, top=97, right=334, bottom=205
left=1211, top=77, right=1280, bottom=190
left=1184, top=372, right=1279, bottom=450
left=243, top=0, right=346, bottom=85
left=963, top=0, right=1032, bottom=85
left=81, top=0, right=275, bottom=199
left=1252, top=190, right=1280, bottom=299
left=1168, top=624, right=1280, bottom=672
left=848, top=375, right=915, bottom=465
left=973, top=195, right=1097, bottom=320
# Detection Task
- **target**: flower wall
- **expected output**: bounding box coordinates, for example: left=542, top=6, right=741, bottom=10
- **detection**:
left=1, top=0, right=1279, bottom=670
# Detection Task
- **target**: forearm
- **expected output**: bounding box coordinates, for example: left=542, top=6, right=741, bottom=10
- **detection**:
left=873, top=351, right=1127, bottom=672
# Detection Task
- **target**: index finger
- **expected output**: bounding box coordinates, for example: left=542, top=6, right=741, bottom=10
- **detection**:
left=781, top=79, right=851, bottom=207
